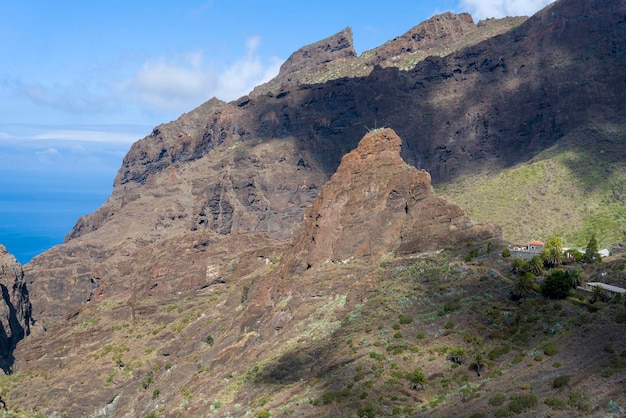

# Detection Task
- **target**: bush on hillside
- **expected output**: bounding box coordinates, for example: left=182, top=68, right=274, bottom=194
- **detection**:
left=541, top=270, right=572, bottom=299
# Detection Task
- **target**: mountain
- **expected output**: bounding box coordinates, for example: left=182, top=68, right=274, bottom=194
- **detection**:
left=0, top=245, right=31, bottom=374
left=24, top=0, right=626, bottom=326
left=2, top=0, right=626, bottom=415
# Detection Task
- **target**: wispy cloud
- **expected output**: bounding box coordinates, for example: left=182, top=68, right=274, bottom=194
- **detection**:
left=0, top=129, right=140, bottom=144
left=458, top=0, right=556, bottom=19
left=31, top=129, right=139, bottom=144
left=124, top=36, right=282, bottom=110
left=5, top=37, right=282, bottom=121
left=11, top=78, right=108, bottom=114
left=0, top=126, right=135, bottom=173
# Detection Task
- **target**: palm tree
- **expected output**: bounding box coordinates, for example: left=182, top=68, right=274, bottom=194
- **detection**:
left=510, top=258, right=527, bottom=275
left=589, top=285, right=609, bottom=303
left=448, top=347, right=466, bottom=365
left=406, top=367, right=427, bottom=390
left=542, top=247, right=564, bottom=268
left=512, top=274, right=535, bottom=299
left=470, top=351, right=485, bottom=377
left=570, top=268, right=583, bottom=289
left=545, top=236, right=564, bottom=252
left=528, top=255, right=544, bottom=276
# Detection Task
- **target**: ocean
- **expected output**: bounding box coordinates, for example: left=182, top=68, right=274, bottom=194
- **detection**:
left=0, top=125, right=142, bottom=264
left=0, top=173, right=113, bottom=264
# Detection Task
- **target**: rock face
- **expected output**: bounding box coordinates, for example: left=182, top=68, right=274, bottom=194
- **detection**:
left=284, top=129, right=501, bottom=272
left=24, top=0, right=626, bottom=326
left=5, top=0, right=626, bottom=415
left=274, top=27, right=356, bottom=79
left=0, top=245, right=32, bottom=373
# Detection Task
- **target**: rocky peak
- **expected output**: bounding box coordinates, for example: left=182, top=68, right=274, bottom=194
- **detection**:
left=283, top=128, right=501, bottom=274
left=0, top=245, right=32, bottom=374
left=373, top=12, right=476, bottom=61
left=251, top=27, right=357, bottom=95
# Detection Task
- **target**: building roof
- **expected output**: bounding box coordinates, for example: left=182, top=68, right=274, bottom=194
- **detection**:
left=528, top=241, right=544, bottom=246
left=586, top=282, right=626, bottom=294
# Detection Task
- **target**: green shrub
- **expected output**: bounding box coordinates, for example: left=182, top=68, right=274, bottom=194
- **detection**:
left=543, top=342, right=558, bottom=356
left=569, top=391, right=592, bottom=412
left=398, top=313, right=413, bottom=324
left=357, top=403, right=377, bottom=418
left=502, top=248, right=511, bottom=257
left=544, top=397, right=567, bottom=410
left=494, top=408, right=512, bottom=418
left=393, top=332, right=403, bottom=339
left=489, top=393, right=507, bottom=406
left=447, top=347, right=466, bottom=365
left=443, top=300, right=462, bottom=313
left=205, top=335, right=214, bottom=346
left=508, top=393, right=537, bottom=413
left=541, top=270, right=572, bottom=299
left=392, top=347, right=404, bottom=355
left=551, top=375, right=570, bottom=388
left=405, top=367, right=427, bottom=389
left=319, top=388, right=350, bottom=405
left=488, top=344, right=511, bottom=360
left=241, top=285, right=250, bottom=304
left=444, top=321, right=455, bottom=329
left=257, top=411, right=271, bottom=418
left=416, top=332, right=425, bottom=339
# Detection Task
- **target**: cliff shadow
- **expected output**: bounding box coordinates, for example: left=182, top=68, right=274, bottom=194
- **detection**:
left=0, top=283, right=28, bottom=374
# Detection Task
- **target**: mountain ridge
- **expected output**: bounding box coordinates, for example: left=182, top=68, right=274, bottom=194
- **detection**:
left=2, top=0, right=625, bottom=415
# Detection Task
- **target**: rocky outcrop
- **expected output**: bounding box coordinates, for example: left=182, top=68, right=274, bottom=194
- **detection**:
left=275, top=27, right=356, bottom=78
left=283, top=129, right=501, bottom=273
left=0, top=245, right=32, bottom=373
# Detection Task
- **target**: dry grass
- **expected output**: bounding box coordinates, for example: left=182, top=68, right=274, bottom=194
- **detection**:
left=436, top=126, right=626, bottom=248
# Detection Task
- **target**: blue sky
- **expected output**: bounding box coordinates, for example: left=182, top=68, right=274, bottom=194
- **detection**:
left=0, top=0, right=555, bottom=262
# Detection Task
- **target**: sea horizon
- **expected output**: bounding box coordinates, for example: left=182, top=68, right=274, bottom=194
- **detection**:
left=0, top=174, right=113, bottom=264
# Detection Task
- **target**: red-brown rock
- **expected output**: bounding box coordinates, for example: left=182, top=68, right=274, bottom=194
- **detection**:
left=283, top=128, right=501, bottom=273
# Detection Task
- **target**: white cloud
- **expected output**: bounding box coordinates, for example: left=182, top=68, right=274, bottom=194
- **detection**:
left=458, top=0, right=556, bottom=20
left=126, top=36, right=282, bottom=111
left=5, top=36, right=282, bottom=122
left=35, top=147, right=61, bottom=164
left=0, top=128, right=141, bottom=144
left=32, top=130, right=139, bottom=144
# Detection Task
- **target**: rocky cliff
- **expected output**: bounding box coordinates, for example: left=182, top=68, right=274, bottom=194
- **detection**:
left=283, top=128, right=501, bottom=274
left=4, top=0, right=626, bottom=415
left=0, top=245, right=31, bottom=374
left=25, top=0, right=626, bottom=326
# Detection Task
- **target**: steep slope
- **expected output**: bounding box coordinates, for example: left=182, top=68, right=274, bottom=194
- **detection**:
left=5, top=131, right=625, bottom=417
left=437, top=125, right=626, bottom=247
left=0, top=245, right=31, bottom=374
left=24, top=0, right=626, bottom=327
left=282, top=128, right=501, bottom=274
left=9, top=130, right=503, bottom=416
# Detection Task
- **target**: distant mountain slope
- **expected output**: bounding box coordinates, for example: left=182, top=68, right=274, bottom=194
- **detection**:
left=437, top=125, right=626, bottom=247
